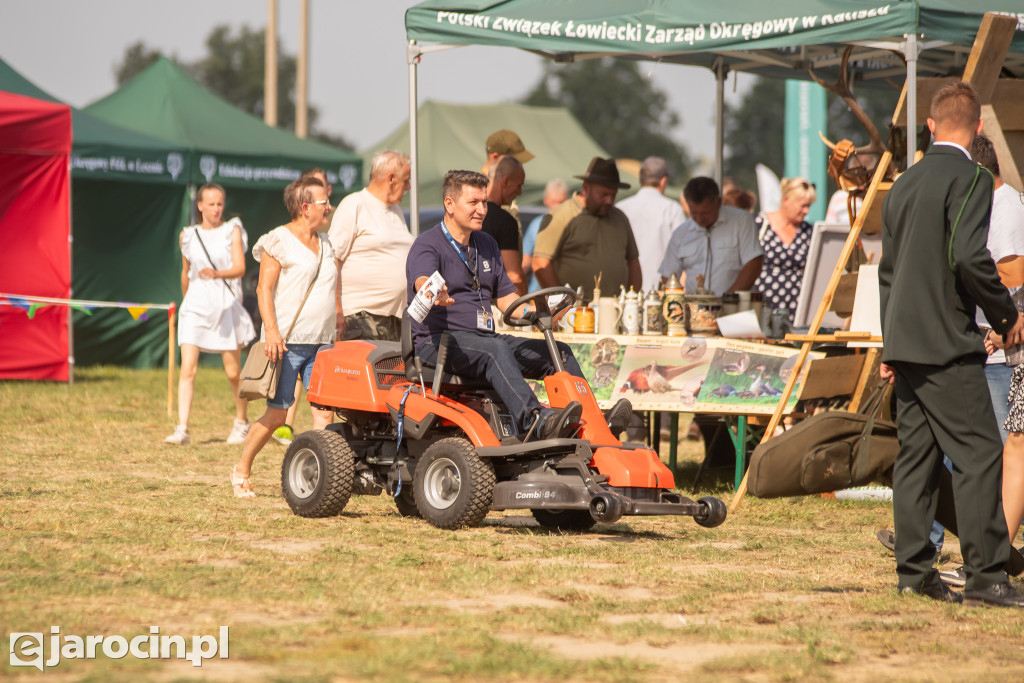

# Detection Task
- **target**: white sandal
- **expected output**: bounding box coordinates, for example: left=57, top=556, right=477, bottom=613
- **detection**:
left=231, top=466, right=255, bottom=498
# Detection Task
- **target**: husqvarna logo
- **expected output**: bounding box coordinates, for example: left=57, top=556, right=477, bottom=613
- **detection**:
left=574, top=381, right=589, bottom=394
left=333, top=367, right=361, bottom=377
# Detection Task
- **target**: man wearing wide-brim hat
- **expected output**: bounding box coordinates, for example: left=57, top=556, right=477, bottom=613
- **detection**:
left=532, top=157, right=642, bottom=300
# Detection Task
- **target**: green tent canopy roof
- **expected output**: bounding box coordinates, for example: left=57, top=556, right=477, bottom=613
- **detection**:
left=406, top=1, right=1024, bottom=84
left=0, top=56, right=188, bottom=183
left=362, top=100, right=640, bottom=207
left=86, top=57, right=362, bottom=190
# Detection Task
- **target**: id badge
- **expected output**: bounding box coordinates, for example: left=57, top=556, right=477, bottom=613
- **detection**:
left=477, top=309, right=494, bottom=331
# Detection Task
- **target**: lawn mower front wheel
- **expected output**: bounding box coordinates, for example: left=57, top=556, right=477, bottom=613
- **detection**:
left=413, top=437, right=495, bottom=529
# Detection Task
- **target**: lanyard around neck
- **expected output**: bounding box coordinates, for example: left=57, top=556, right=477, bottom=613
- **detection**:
left=440, top=221, right=481, bottom=292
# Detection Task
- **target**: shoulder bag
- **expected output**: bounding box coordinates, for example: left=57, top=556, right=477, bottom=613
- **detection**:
left=238, top=241, right=324, bottom=400
left=746, top=382, right=899, bottom=498
left=192, top=226, right=240, bottom=299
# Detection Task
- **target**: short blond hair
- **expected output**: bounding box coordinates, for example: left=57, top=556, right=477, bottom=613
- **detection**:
left=780, top=177, right=817, bottom=204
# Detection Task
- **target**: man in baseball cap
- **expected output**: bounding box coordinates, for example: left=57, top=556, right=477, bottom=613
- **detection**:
left=481, top=129, right=535, bottom=235
left=483, top=129, right=535, bottom=173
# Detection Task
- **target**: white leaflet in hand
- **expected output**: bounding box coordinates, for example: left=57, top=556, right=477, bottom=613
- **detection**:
left=408, top=271, right=446, bottom=323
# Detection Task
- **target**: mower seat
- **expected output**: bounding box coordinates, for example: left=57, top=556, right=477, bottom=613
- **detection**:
left=401, top=311, right=490, bottom=389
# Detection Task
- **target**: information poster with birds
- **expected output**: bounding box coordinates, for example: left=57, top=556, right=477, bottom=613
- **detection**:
left=519, top=332, right=821, bottom=414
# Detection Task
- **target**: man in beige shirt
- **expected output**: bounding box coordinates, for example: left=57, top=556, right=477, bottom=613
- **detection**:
left=328, top=150, right=413, bottom=342
left=532, top=157, right=642, bottom=300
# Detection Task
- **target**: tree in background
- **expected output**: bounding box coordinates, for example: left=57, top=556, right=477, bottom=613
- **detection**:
left=114, top=41, right=166, bottom=86
left=722, top=77, right=786, bottom=194
left=724, top=76, right=901, bottom=198
left=114, top=26, right=354, bottom=152
left=522, top=58, right=693, bottom=181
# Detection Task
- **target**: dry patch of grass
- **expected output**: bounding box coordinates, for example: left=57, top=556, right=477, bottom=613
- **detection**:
left=3, top=366, right=1024, bottom=682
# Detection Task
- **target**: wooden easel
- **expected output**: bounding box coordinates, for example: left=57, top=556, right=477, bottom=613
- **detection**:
left=729, top=151, right=891, bottom=511
left=730, top=12, right=1021, bottom=512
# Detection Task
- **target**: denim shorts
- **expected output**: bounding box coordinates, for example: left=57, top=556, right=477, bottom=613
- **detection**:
left=267, top=344, right=324, bottom=410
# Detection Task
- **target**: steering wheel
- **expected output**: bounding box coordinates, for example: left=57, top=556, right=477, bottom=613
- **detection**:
left=502, top=286, right=577, bottom=329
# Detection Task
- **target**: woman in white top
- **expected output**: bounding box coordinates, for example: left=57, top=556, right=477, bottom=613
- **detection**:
left=231, top=176, right=341, bottom=498
left=166, top=184, right=255, bottom=446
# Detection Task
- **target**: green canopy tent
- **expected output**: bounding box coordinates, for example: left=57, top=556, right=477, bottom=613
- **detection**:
left=362, top=100, right=632, bottom=208
left=84, top=57, right=363, bottom=364
left=0, top=57, right=190, bottom=369
left=85, top=58, right=363, bottom=247
left=403, top=0, right=1024, bottom=230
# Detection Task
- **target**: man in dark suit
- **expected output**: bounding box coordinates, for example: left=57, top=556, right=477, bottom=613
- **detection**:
left=879, top=81, right=1024, bottom=607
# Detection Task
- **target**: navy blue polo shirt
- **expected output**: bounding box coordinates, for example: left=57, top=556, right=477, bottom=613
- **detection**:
left=406, top=222, right=516, bottom=350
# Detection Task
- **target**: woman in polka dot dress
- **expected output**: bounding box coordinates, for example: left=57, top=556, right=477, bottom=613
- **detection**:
left=753, top=178, right=817, bottom=322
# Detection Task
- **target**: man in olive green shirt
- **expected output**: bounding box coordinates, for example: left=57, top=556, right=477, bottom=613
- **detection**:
left=532, top=157, right=642, bottom=300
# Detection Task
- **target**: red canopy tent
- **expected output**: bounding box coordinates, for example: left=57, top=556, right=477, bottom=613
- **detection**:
left=0, top=90, right=72, bottom=381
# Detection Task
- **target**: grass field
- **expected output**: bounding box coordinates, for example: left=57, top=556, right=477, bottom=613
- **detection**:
left=2, top=366, right=1024, bottom=682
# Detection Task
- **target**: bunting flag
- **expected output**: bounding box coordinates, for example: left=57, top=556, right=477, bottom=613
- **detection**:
left=0, top=294, right=172, bottom=322
left=7, top=296, right=30, bottom=312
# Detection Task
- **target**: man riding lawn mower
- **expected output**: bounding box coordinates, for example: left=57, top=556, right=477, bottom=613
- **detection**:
left=279, top=169, right=726, bottom=531
left=280, top=287, right=726, bottom=531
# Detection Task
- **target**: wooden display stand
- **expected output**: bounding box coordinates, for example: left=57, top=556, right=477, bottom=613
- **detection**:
left=730, top=13, right=1021, bottom=512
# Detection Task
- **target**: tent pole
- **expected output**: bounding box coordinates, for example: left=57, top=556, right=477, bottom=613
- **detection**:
left=714, top=59, right=725, bottom=185
left=265, top=0, right=278, bottom=127
left=408, top=40, right=421, bottom=234
left=906, top=33, right=918, bottom=167
left=295, top=0, right=309, bottom=138
left=168, top=303, right=176, bottom=418
left=67, top=156, right=74, bottom=384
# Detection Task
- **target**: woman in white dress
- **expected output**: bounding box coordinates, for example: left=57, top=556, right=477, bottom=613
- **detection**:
left=166, top=183, right=256, bottom=446
left=231, top=176, right=340, bottom=497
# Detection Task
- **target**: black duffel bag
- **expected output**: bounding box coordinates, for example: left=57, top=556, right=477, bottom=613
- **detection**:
left=747, top=384, right=898, bottom=498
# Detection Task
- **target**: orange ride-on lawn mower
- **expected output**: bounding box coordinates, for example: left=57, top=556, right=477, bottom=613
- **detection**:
left=281, top=287, right=727, bottom=531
